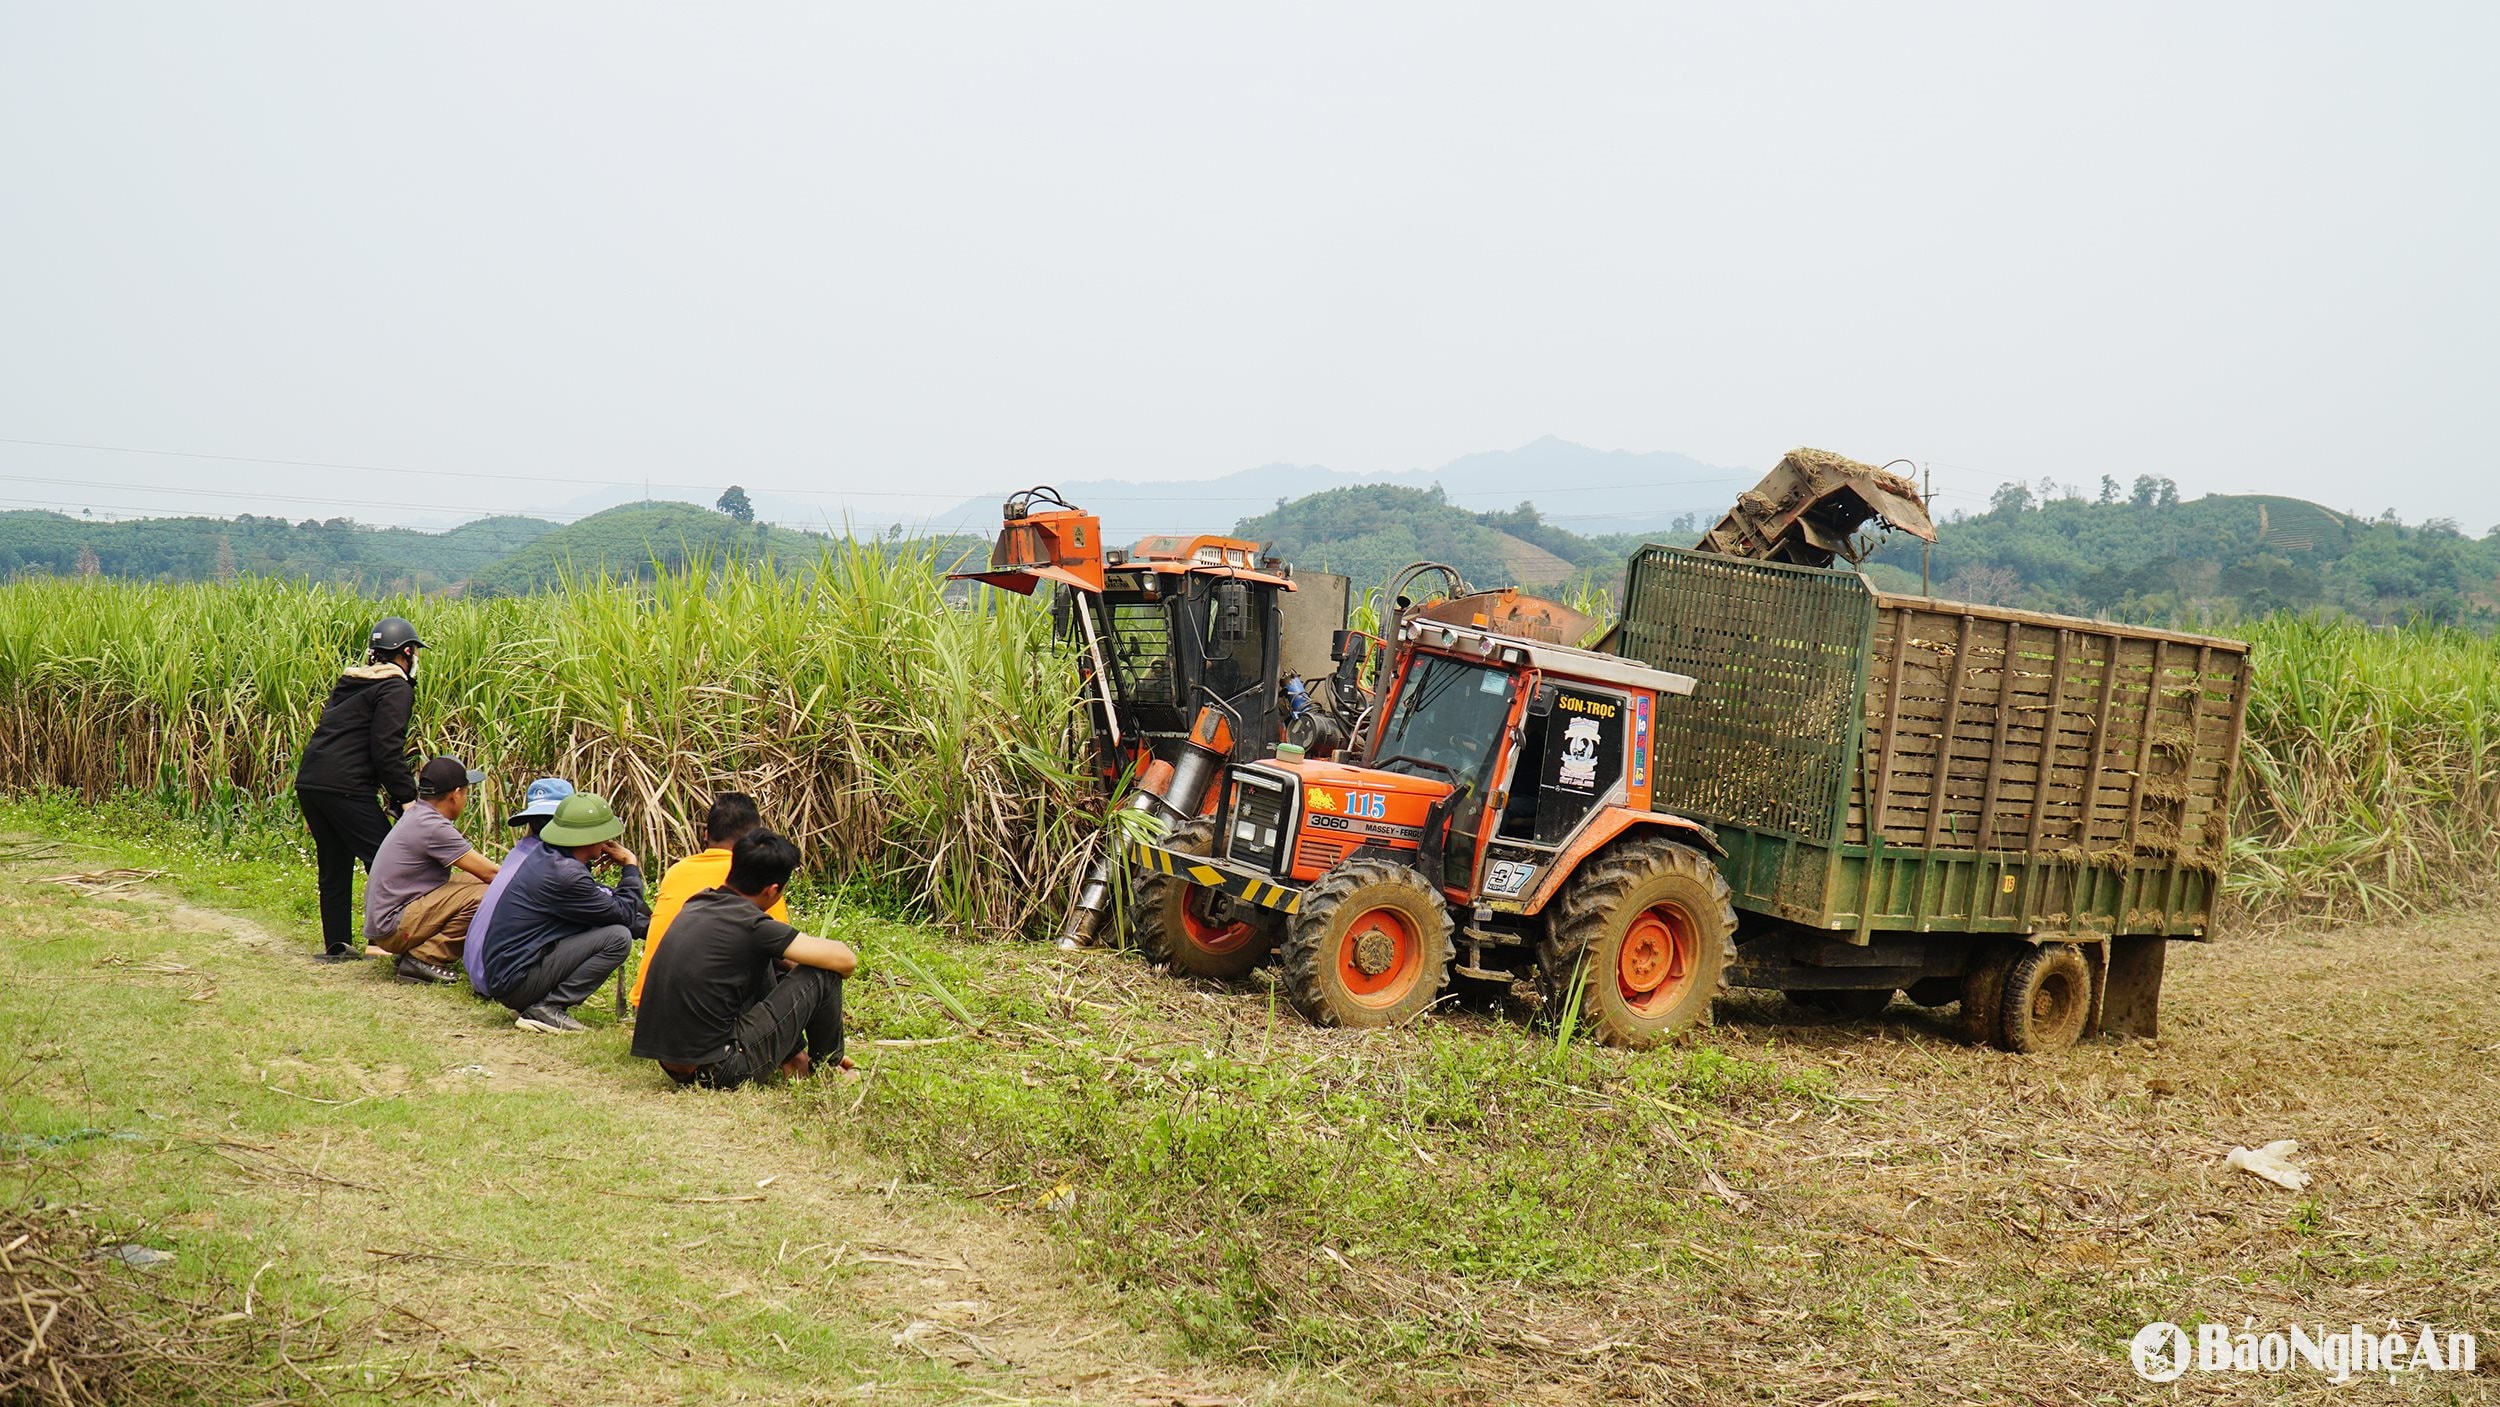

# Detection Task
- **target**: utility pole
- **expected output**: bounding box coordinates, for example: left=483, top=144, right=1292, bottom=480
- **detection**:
left=1920, top=463, right=1933, bottom=597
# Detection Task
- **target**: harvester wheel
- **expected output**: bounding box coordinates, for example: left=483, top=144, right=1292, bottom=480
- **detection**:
left=1278, top=859, right=1453, bottom=1028
left=1955, top=941, right=2023, bottom=1048
left=1134, top=820, right=1281, bottom=981
left=1540, top=838, right=1733, bottom=1050
left=1997, top=942, right=2091, bottom=1053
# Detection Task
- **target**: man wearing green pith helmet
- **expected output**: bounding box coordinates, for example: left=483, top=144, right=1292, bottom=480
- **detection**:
left=475, top=793, right=651, bottom=1034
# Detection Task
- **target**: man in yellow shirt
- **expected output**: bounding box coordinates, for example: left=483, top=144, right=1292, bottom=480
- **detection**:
left=629, top=793, right=788, bottom=1010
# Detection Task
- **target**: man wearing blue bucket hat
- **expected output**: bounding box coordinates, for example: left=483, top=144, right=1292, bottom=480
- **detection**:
left=463, top=777, right=573, bottom=999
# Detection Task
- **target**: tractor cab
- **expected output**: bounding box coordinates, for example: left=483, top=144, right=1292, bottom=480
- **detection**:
left=1129, top=614, right=1732, bottom=1047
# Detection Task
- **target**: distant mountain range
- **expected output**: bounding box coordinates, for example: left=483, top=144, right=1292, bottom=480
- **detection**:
left=930, top=437, right=1753, bottom=545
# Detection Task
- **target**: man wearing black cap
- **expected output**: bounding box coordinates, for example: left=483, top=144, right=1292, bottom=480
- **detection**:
left=296, top=616, right=426, bottom=961
left=365, top=757, right=501, bottom=984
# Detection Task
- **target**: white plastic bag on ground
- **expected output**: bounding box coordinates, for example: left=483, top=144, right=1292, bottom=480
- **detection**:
left=2224, top=1139, right=2312, bottom=1191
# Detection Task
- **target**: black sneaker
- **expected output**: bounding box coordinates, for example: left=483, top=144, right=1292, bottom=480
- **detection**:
left=515, top=1004, right=587, bottom=1034
left=394, top=955, right=460, bottom=985
left=311, top=948, right=362, bottom=964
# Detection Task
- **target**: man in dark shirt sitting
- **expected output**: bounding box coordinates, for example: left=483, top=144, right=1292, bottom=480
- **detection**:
left=630, top=830, right=856, bottom=1088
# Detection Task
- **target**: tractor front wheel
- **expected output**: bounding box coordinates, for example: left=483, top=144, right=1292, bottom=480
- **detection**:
left=1540, top=838, right=1734, bottom=1049
left=1278, top=859, right=1453, bottom=1028
left=1134, top=820, right=1280, bottom=981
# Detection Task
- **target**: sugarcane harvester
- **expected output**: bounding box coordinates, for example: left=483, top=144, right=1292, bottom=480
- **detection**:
left=949, top=487, right=1369, bottom=947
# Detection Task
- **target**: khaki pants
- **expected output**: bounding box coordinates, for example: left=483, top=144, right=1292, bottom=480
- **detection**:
left=374, top=871, right=485, bottom=966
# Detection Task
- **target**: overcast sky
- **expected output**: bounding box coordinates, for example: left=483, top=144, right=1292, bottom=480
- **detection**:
left=2, top=3, right=2492, bottom=532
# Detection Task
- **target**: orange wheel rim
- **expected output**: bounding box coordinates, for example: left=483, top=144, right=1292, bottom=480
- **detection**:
left=1336, top=906, right=1420, bottom=1006
left=1181, top=888, right=1260, bottom=955
left=1618, top=903, right=1696, bottom=1016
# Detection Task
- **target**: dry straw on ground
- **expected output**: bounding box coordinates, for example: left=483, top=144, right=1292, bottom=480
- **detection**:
left=0, top=1202, right=341, bottom=1406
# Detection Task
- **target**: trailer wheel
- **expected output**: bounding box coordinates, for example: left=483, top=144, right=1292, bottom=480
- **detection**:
left=1134, top=820, right=1280, bottom=981
left=1956, top=941, right=2022, bottom=1047
left=1541, top=838, right=1733, bottom=1049
left=1278, top=858, right=1453, bottom=1028
left=1997, top=942, right=2091, bottom=1053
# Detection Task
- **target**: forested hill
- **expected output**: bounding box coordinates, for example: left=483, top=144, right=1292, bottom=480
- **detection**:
left=0, top=510, right=556, bottom=593
left=1859, top=480, right=2499, bottom=627
left=0, top=499, right=984, bottom=597
left=12, top=474, right=2494, bottom=627
left=1229, top=484, right=1657, bottom=595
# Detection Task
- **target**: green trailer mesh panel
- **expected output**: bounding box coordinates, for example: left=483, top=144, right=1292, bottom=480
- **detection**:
left=1616, top=548, right=1875, bottom=843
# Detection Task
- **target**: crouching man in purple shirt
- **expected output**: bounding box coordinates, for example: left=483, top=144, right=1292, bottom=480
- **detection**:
left=464, top=777, right=574, bottom=1000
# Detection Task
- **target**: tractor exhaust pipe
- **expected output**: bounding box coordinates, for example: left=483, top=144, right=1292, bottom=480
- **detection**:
left=1056, top=708, right=1236, bottom=948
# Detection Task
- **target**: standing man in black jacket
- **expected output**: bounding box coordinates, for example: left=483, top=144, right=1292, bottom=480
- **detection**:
left=296, top=617, right=425, bottom=961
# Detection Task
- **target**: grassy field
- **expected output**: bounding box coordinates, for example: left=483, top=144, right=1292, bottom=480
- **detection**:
left=6, top=570, right=2500, bottom=1400
left=6, top=799, right=2498, bottom=1403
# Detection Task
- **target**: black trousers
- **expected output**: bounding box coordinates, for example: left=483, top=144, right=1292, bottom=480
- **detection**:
left=684, top=967, right=846, bottom=1090
left=297, top=788, right=393, bottom=954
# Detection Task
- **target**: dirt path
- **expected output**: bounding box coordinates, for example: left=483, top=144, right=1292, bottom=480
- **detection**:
left=0, top=863, right=1282, bottom=1407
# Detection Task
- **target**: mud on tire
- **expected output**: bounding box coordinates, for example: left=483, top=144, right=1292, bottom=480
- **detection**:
left=1277, top=858, right=1453, bottom=1028
left=1133, top=820, right=1281, bottom=981
left=1997, top=941, right=2092, bottom=1053
left=1538, top=837, right=1734, bottom=1050
left=1955, top=940, right=2024, bottom=1048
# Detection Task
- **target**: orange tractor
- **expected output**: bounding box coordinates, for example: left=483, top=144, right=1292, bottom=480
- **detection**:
left=1127, top=611, right=1729, bottom=1045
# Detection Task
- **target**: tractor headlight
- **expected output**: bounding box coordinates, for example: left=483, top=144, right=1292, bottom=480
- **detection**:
left=1225, top=771, right=1291, bottom=873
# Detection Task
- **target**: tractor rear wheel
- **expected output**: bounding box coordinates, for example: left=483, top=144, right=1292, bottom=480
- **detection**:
left=1278, top=859, right=1453, bottom=1028
left=1134, top=820, right=1281, bottom=981
left=1997, top=942, right=2091, bottom=1053
left=1540, top=838, right=1734, bottom=1049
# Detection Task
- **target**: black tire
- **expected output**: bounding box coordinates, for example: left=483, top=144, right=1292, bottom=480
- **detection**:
left=1539, top=838, right=1734, bottom=1050
left=1999, top=942, right=2091, bottom=1053
left=1956, top=941, right=2022, bottom=1047
left=1905, top=976, right=1963, bottom=1009
left=1278, top=858, right=1453, bottom=1028
left=1134, top=820, right=1281, bottom=981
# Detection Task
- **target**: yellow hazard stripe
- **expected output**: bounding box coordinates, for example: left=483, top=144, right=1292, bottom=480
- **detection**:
left=1126, top=840, right=1303, bottom=914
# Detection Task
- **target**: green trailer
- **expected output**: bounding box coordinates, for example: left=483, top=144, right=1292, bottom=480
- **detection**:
left=1612, top=547, right=2252, bottom=1049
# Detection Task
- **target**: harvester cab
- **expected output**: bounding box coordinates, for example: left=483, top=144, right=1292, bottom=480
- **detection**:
left=950, top=486, right=1368, bottom=944
left=1128, top=611, right=1735, bottom=1048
